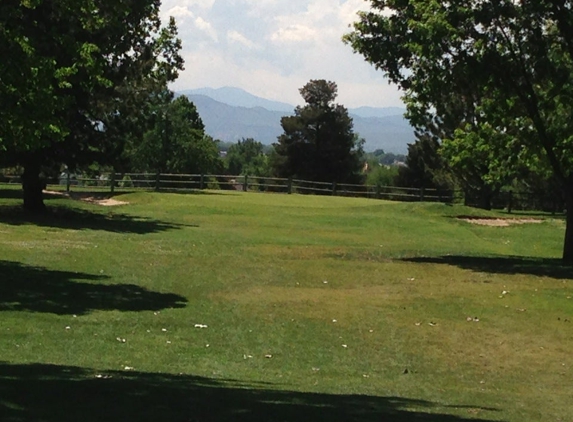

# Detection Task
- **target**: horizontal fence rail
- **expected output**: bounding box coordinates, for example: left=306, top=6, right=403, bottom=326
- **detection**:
left=0, top=172, right=564, bottom=212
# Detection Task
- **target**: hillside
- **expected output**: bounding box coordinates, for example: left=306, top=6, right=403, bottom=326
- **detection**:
left=178, top=87, right=415, bottom=153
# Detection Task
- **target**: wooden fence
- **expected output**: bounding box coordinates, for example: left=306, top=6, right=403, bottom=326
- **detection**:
left=33, top=172, right=459, bottom=203
left=0, top=172, right=564, bottom=212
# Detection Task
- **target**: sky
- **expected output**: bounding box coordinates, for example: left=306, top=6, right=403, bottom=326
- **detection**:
left=159, top=0, right=404, bottom=108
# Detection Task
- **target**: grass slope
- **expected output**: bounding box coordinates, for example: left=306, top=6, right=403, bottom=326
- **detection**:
left=0, top=188, right=571, bottom=421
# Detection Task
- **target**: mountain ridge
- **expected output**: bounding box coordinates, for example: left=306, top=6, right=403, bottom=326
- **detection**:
left=177, top=87, right=415, bottom=153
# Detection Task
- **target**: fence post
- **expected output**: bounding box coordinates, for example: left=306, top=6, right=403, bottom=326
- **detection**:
left=155, top=171, right=160, bottom=192
left=420, top=187, right=425, bottom=202
left=376, top=184, right=381, bottom=200
left=110, top=170, right=115, bottom=194
left=66, top=171, right=71, bottom=193
left=507, top=190, right=513, bottom=214
left=287, top=177, right=292, bottom=194
left=200, top=174, right=205, bottom=190
left=332, top=181, right=337, bottom=196
left=243, top=175, right=248, bottom=192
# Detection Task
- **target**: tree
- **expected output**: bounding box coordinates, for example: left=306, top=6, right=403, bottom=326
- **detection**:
left=365, top=163, right=398, bottom=188
left=272, top=80, right=364, bottom=184
left=345, top=0, right=573, bottom=263
left=226, top=138, right=269, bottom=176
left=394, top=135, right=453, bottom=193
left=0, top=0, right=183, bottom=211
left=129, top=94, right=221, bottom=175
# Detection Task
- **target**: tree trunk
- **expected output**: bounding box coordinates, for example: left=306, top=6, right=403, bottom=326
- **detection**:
left=563, top=189, right=573, bottom=264
left=475, top=186, right=493, bottom=210
left=22, top=158, right=46, bottom=213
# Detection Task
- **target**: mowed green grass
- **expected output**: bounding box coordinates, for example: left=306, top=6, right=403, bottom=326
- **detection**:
left=0, top=188, right=571, bottom=421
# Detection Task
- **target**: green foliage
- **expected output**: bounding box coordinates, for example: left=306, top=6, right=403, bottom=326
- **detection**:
left=0, top=0, right=183, bottom=210
left=226, top=138, right=270, bottom=176
left=345, top=0, right=573, bottom=259
left=216, top=140, right=235, bottom=153
left=129, top=95, right=222, bottom=174
left=365, top=164, right=398, bottom=187
left=394, top=135, right=454, bottom=192
left=119, top=175, right=133, bottom=188
left=366, top=150, right=406, bottom=166
left=272, top=80, right=364, bottom=184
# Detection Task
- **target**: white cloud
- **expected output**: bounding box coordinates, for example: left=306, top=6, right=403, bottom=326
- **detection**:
left=165, top=5, right=194, bottom=19
left=270, top=24, right=317, bottom=43
left=162, top=0, right=404, bottom=108
left=194, top=17, right=218, bottom=42
left=227, top=30, right=258, bottom=50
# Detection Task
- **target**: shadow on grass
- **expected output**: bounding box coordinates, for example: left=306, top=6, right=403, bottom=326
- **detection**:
left=402, top=255, right=573, bottom=279
left=157, top=188, right=243, bottom=196
left=0, top=362, right=500, bottom=422
left=0, top=188, right=26, bottom=200
left=508, top=212, right=566, bottom=219
left=0, top=261, right=187, bottom=315
left=0, top=187, right=240, bottom=199
left=0, top=204, right=194, bottom=234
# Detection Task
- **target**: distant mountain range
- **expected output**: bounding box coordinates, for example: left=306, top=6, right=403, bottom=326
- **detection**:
left=177, top=87, right=415, bottom=153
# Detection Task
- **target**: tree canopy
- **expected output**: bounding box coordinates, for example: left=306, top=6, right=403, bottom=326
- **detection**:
left=345, top=0, right=573, bottom=262
left=226, top=138, right=269, bottom=177
left=272, top=80, right=364, bottom=184
left=0, top=0, right=183, bottom=210
left=128, top=94, right=221, bottom=175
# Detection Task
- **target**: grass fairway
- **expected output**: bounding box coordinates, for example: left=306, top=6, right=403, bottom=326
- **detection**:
left=0, top=188, right=571, bottom=421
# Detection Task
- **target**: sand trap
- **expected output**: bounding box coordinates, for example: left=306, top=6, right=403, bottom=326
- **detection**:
left=458, top=217, right=543, bottom=227
left=44, top=190, right=129, bottom=206
left=79, top=197, right=129, bottom=207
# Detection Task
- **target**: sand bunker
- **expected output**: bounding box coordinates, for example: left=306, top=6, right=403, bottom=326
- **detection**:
left=458, top=217, right=543, bottom=227
left=44, top=190, right=128, bottom=206
left=82, top=197, right=129, bottom=207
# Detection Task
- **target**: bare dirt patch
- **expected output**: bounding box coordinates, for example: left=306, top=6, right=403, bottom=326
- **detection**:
left=458, top=216, right=543, bottom=227
left=80, top=197, right=129, bottom=207
left=44, top=190, right=129, bottom=206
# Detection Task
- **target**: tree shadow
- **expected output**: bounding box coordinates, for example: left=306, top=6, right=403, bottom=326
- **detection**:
left=0, top=362, right=500, bottom=422
left=157, top=189, right=243, bottom=196
left=504, top=211, right=566, bottom=220
left=0, top=188, right=26, bottom=200
left=0, top=261, right=187, bottom=315
left=0, top=204, right=194, bottom=234
left=402, top=255, right=573, bottom=279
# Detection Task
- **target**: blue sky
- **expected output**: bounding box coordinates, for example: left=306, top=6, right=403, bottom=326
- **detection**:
left=160, top=0, right=404, bottom=108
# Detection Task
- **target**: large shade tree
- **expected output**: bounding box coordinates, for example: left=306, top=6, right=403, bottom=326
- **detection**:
left=129, top=94, right=222, bottom=175
left=272, top=80, right=364, bottom=184
left=0, top=0, right=183, bottom=211
left=226, top=138, right=269, bottom=177
left=345, top=0, right=573, bottom=263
